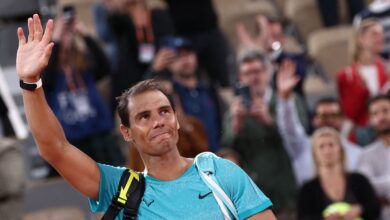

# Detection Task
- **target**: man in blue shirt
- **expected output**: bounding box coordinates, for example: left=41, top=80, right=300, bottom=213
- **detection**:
left=15, top=14, right=275, bottom=219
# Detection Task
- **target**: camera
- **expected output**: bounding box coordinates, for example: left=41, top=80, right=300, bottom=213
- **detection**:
left=235, top=84, right=252, bottom=109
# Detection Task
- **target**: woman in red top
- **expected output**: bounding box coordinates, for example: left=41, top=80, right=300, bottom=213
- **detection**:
left=337, top=19, right=388, bottom=128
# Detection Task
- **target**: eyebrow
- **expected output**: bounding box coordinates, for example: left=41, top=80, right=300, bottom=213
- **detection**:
left=134, top=110, right=150, bottom=119
left=134, top=105, right=172, bottom=118
left=159, top=105, right=172, bottom=111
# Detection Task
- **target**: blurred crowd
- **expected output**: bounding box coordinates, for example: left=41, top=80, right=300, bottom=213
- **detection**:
left=2, top=0, right=390, bottom=219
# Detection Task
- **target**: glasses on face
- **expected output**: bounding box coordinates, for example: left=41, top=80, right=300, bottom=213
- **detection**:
left=316, top=112, right=342, bottom=120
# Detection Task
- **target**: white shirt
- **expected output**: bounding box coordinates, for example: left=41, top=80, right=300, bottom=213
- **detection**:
left=359, top=65, right=380, bottom=96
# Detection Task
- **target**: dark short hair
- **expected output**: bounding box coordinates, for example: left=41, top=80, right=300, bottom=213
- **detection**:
left=314, top=97, right=340, bottom=114
left=116, top=79, right=176, bottom=128
left=368, top=94, right=390, bottom=109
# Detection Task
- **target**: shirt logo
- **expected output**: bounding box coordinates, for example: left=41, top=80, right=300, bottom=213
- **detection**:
left=198, top=191, right=212, bottom=199
left=143, top=198, right=155, bottom=207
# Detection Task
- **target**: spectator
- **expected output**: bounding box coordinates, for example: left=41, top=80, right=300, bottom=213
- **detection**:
left=317, top=0, right=365, bottom=27
left=163, top=0, right=234, bottom=87
left=357, top=94, right=390, bottom=219
left=337, top=19, right=389, bottom=128
left=354, top=0, right=390, bottom=54
left=148, top=38, right=223, bottom=152
left=236, top=15, right=309, bottom=98
left=93, top=0, right=175, bottom=111
left=221, top=49, right=305, bottom=219
left=127, top=76, right=209, bottom=171
left=298, top=127, right=381, bottom=220
left=42, top=10, right=124, bottom=169
left=278, top=97, right=364, bottom=186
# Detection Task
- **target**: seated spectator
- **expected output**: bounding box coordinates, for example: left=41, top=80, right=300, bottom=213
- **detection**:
left=236, top=15, right=309, bottom=98
left=42, top=10, right=124, bottom=168
left=357, top=95, right=390, bottom=219
left=354, top=0, right=390, bottom=54
left=221, top=49, right=305, bottom=219
left=298, top=127, right=380, bottom=220
left=148, top=39, right=223, bottom=152
left=337, top=19, right=389, bottom=128
left=127, top=76, right=209, bottom=171
left=93, top=0, right=175, bottom=111
left=278, top=97, right=363, bottom=186
left=317, top=0, right=365, bottom=27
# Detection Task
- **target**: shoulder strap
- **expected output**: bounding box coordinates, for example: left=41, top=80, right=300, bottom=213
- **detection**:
left=194, top=152, right=239, bottom=220
left=102, top=169, right=146, bottom=220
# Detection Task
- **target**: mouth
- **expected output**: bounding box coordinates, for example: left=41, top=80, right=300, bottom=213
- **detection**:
left=150, top=131, right=171, bottom=140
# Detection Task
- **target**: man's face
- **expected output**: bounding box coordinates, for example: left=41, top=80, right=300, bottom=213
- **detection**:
left=313, top=102, right=343, bottom=130
left=369, top=99, right=390, bottom=135
left=121, top=90, right=180, bottom=157
left=239, top=60, right=270, bottom=96
left=168, top=49, right=197, bottom=77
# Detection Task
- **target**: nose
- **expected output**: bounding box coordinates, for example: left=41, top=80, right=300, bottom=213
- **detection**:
left=152, top=114, right=165, bottom=129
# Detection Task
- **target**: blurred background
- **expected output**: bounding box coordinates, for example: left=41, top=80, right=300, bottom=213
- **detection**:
left=2, top=0, right=389, bottom=219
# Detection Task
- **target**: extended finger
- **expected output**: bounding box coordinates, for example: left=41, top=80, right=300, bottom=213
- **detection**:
left=17, top=27, right=26, bottom=46
left=33, top=14, right=43, bottom=41
left=40, top=42, right=54, bottom=66
left=42, top=19, right=53, bottom=44
left=27, top=17, right=34, bottom=42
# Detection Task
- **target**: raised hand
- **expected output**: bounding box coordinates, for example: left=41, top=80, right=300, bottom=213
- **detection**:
left=277, top=59, right=300, bottom=100
left=16, top=14, right=54, bottom=82
left=152, top=48, right=177, bottom=72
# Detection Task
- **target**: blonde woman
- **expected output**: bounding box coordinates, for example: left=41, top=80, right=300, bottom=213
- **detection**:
left=298, top=127, right=380, bottom=220
left=337, top=19, right=388, bottom=128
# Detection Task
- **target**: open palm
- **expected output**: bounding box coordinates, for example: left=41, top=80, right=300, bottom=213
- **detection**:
left=16, top=14, right=53, bottom=82
left=277, top=59, right=300, bottom=98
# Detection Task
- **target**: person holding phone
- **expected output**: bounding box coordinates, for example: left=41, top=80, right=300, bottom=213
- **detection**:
left=41, top=7, right=124, bottom=173
left=221, top=49, right=308, bottom=220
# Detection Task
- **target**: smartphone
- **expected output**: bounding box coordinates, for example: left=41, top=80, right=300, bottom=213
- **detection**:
left=235, top=84, right=252, bottom=109
left=63, top=5, right=75, bottom=23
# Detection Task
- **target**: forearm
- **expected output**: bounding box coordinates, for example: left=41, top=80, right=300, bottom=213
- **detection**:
left=22, top=88, right=68, bottom=161
left=276, top=95, right=309, bottom=159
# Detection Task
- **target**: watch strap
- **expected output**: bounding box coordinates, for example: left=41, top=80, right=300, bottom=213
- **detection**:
left=19, top=78, right=42, bottom=91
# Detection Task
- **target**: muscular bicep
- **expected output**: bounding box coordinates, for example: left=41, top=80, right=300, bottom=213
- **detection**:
left=247, top=209, right=276, bottom=220
left=47, top=142, right=101, bottom=200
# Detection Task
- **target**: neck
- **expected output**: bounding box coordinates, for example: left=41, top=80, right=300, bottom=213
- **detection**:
left=174, top=74, right=198, bottom=90
left=141, top=148, right=192, bottom=180
left=358, top=50, right=378, bottom=65
left=318, top=163, right=344, bottom=179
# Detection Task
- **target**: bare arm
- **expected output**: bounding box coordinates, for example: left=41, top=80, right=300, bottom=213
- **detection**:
left=16, top=14, right=100, bottom=200
left=247, top=209, right=276, bottom=220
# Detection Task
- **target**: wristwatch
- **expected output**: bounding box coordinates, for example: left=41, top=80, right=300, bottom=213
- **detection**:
left=19, top=78, right=42, bottom=91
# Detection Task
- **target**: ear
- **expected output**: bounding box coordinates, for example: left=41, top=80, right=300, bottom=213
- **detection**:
left=120, top=124, right=132, bottom=142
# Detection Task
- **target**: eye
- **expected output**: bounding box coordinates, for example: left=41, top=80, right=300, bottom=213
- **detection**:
left=139, top=113, right=150, bottom=120
left=160, top=108, right=170, bottom=115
